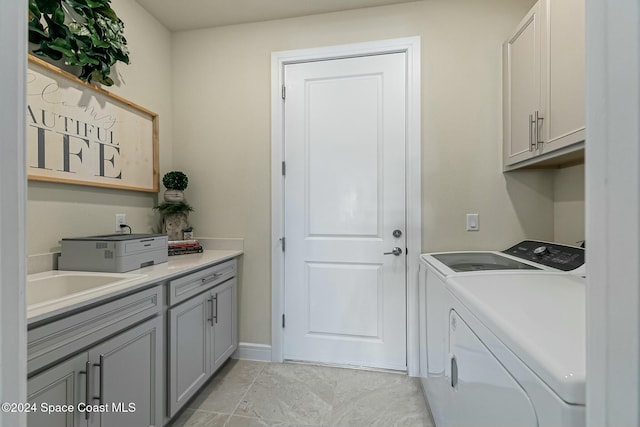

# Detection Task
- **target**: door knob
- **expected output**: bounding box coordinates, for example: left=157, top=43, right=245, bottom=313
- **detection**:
left=384, top=247, right=403, bottom=256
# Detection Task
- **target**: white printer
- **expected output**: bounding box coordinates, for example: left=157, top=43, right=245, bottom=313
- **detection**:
left=58, top=234, right=168, bottom=273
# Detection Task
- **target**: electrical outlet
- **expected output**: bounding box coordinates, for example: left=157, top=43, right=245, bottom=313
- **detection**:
left=115, top=214, right=126, bottom=232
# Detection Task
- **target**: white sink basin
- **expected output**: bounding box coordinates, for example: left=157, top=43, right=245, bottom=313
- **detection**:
left=27, top=271, right=147, bottom=308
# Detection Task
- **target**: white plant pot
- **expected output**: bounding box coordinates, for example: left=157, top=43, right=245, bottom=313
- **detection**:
left=164, top=190, right=184, bottom=202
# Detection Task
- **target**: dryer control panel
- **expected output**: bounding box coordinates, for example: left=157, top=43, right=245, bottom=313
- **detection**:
left=502, top=240, right=585, bottom=271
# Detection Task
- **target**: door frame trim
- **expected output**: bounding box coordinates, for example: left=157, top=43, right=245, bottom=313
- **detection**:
left=270, top=37, right=422, bottom=375
left=1, top=0, right=27, bottom=425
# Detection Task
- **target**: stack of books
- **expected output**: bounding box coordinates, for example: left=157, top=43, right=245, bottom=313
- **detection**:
left=168, top=240, right=203, bottom=256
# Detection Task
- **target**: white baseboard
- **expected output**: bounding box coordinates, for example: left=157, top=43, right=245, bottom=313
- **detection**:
left=232, top=342, right=272, bottom=362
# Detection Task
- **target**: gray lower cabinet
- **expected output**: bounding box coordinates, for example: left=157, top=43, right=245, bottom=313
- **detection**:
left=89, top=315, right=163, bottom=427
left=168, top=291, right=210, bottom=416
left=212, top=278, right=237, bottom=371
left=27, top=315, right=163, bottom=427
left=27, top=353, right=88, bottom=427
left=168, top=277, right=237, bottom=417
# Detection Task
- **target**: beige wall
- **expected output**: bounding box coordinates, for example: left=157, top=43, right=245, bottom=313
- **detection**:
left=171, top=0, right=555, bottom=346
left=554, top=164, right=586, bottom=245
left=25, top=0, right=584, bottom=347
left=27, top=0, right=173, bottom=254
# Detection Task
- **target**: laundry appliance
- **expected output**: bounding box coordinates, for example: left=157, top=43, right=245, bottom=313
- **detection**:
left=418, top=240, right=585, bottom=427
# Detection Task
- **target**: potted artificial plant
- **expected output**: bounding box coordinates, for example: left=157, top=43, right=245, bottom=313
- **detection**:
left=154, top=171, right=193, bottom=240
left=162, top=170, right=189, bottom=202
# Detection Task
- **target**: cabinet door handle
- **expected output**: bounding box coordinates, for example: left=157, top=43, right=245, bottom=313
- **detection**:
left=213, top=294, right=218, bottom=324
left=94, top=356, right=104, bottom=405
left=451, top=355, right=458, bottom=388
left=535, top=110, right=544, bottom=147
left=79, top=360, right=92, bottom=420
left=208, top=297, right=215, bottom=326
left=529, top=113, right=535, bottom=152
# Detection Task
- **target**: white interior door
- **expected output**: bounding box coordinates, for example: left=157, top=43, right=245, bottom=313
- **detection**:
left=283, top=53, right=407, bottom=370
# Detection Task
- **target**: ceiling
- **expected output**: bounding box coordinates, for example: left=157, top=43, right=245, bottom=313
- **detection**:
left=135, top=0, right=422, bottom=32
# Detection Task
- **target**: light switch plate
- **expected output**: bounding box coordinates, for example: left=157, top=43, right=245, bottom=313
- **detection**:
left=466, top=213, right=479, bottom=231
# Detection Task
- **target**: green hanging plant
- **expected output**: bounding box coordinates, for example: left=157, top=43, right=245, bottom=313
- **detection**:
left=28, top=0, right=130, bottom=86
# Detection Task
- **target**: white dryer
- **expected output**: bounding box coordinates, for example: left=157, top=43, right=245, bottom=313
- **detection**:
left=418, top=240, right=585, bottom=427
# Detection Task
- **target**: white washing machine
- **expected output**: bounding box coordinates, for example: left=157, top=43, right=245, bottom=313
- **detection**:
left=418, top=240, right=585, bottom=427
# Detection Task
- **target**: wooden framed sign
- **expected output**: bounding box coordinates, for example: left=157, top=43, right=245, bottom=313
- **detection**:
left=26, top=55, right=159, bottom=192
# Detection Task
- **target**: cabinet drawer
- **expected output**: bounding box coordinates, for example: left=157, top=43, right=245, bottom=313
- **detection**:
left=168, top=259, right=237, bottom=306
left=27, top=285, right=163, bottom=375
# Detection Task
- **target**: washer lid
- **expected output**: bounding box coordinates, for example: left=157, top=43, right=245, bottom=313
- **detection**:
left=431, top=252, right=541, bottom=272
left=447, top=272, right=586, bottom=405
left=420, top=251, right=548, bottom=278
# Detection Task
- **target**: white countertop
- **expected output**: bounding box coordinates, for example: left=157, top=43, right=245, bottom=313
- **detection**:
left=27, top=250, right=242, bottom=324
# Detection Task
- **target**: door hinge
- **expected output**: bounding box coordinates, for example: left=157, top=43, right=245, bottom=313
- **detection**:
left=282, top=85, right=286, bottom=100
left=280, top=236, right=285, bottom=252
left=282, top=314, right=286, bottom=328
left=282, top=161, right=286, bottom=176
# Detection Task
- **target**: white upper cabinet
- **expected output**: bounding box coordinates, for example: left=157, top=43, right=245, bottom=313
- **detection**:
left=503, top=0, right=585, bottom=170
left=543, top=0, right=585, bottom=150
left=503, top=1, right=544, bottom=166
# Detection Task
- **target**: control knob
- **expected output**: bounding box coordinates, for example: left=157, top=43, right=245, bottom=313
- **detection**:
left=533, top=246, right=549, bottom=256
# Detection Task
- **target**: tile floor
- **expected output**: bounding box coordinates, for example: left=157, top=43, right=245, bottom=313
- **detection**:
left=169, top=359, right=435, bottom=427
